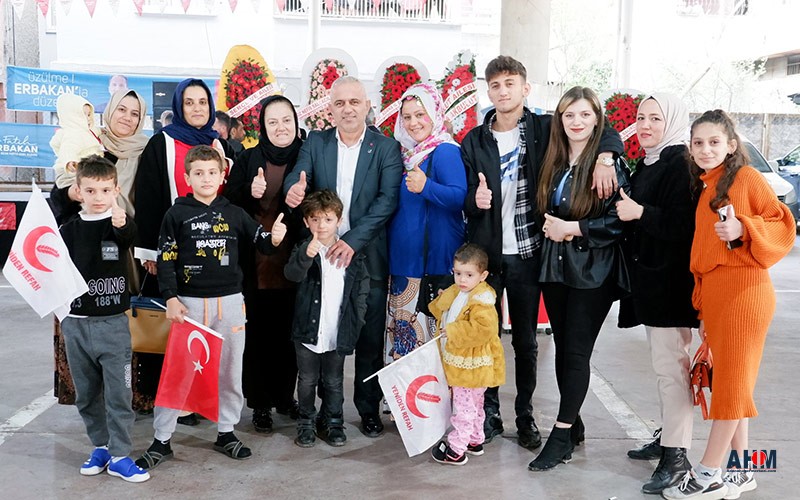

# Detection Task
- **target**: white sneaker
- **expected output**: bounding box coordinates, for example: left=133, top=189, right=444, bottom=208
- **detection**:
left=722, top=471, right=757, bottom=499
left=662, top=469, right=728, bottom=499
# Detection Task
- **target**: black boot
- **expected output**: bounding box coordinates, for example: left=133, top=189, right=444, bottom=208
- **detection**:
left=628, top=428, right=662, bottom=460
left=641, top=446, right=692, bottom=494
left=570, top=414, right=585, bottom=446
left=294, top=419, right=316, bottom=448
left=527, top=426, right=574, bottom=471
left=319, top=417, right=347, bottom=447
left=252, top=408, right=273, bottom=433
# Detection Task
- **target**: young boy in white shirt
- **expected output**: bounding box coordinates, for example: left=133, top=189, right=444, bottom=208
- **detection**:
left=284, top=190, right=369, bottom=448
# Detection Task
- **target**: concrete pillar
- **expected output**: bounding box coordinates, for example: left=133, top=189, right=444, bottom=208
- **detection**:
left=308, top=0, right=321, bottom=54
left=499, top=0, right=550, bottom=85
left=614, top=0, right=634, bottom=88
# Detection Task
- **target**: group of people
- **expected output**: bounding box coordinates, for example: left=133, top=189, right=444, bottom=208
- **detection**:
left=45, top=53, right=795, bottom=500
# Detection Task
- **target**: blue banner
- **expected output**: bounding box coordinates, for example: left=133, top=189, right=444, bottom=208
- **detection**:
left=0, top=123, right=58, bottom=168
left=6, top=66, right=218, bottom=114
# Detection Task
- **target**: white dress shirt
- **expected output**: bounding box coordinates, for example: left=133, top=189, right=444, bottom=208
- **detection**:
left=303, top=244, right=346, bottom=354
left=335, top=126, right=366, bottom=236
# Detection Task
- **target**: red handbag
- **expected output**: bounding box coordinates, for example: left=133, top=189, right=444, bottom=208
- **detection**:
left=690, top=340, right=713, bottom=420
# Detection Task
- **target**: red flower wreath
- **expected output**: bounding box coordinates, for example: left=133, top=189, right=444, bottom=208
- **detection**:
left=379, top=63, right=422, bottom=138
left=224, top=59, right=272, bottom=141
left=439, top=52, right=478, bottom=144
left=604, top=92, right=646, bottom=171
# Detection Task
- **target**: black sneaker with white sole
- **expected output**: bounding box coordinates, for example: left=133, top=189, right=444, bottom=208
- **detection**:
left=465, top=443, right=484, bottom=456
left=431, top=441, right=468, bottom=466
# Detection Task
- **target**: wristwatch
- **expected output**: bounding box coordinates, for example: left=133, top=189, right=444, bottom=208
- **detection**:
left=597, top=156, right=614, bottom=167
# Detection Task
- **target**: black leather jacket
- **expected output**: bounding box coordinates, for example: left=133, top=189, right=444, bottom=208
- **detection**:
left=539, top=159, right=631, bottom=298
left=284, top=238, right=369, bottom=356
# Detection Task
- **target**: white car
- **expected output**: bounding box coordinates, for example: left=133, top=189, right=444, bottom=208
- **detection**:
left=743, top=141, right=799, bottom=229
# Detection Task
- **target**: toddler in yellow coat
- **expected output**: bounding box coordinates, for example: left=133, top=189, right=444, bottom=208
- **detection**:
left=428, top=243, right=505, bottom=465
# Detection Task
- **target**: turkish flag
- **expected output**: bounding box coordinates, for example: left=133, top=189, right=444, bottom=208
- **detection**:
left=2, top=182, right=87, bottom=321
left=155, top=318, right=224, bottom=422
left=376, top=339, right=451, bottom=456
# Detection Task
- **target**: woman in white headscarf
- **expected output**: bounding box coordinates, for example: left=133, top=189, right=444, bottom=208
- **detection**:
left=384, top=83, right=467, bottom=364
left=615, top=93, right=699, bottom=495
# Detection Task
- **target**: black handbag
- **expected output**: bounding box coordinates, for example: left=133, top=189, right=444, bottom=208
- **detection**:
left=413, top=147, right=455, bottom=316
left=416, top=274, right=454, bottom=316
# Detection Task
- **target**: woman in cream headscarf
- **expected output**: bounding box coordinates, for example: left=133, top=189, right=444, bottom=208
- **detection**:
left=49, top=89, right=148, bottom=223
left=100, top=89, right=149, bottom=215
left=384, top=83, right=467, bottom=364
left=51, top=89, right=149, bottom=408
left=615, top=93, right=699, bottom=495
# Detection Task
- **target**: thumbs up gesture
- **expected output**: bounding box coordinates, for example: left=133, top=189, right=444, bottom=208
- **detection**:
left=286, top=170, right=308, bottom=208
left=306, top=230, right=321, bottom=259
left=405, top=163, right=427, bottom=194
left=271, top=212, right=287, bottom=247
left=111, top=195, right=127, bottom=228
left=614, top=188, right=643, bottom=221
left=251, top=167, right=267, bottom=199
left=475, top=172, right=492, bottom=210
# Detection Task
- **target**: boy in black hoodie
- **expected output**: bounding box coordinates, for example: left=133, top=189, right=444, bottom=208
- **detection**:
left=136, top=145, right=287, bottom=470
left=60, top=156, right=149, bottom=483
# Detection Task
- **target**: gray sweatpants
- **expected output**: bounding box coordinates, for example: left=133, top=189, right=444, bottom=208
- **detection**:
left=61, top=314, right=134, bottom=457
left=154, top=293, right=247, bottom=441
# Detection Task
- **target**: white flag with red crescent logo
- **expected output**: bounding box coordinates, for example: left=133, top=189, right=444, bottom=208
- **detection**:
left=377, top=340, right=452, bottom=457
left=2, top=182, right=88, bottom=321
left=155, top=318, right=224, bottom=422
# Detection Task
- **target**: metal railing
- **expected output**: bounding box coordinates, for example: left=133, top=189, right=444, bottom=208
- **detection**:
left=274, top=0, right=455, bottom=23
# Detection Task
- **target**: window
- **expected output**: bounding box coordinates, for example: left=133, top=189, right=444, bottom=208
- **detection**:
left=787, top=55, right=800, bottom=76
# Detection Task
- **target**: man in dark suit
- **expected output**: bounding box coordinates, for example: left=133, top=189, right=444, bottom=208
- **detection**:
left=284, top=76, right=403, bottom=438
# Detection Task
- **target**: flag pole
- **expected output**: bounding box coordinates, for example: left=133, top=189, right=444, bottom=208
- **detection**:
left=149, top=299, right=224, bottom=339
left=362, top=334, right=443, bottom=383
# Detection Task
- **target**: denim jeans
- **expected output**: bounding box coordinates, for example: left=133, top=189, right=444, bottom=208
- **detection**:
left=295, top=343, right=345, bottom=420
left=484, top=253, right=541, bottom=423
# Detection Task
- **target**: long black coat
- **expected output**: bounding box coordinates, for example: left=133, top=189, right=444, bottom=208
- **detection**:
left=618, top=145, right=699, bottom=328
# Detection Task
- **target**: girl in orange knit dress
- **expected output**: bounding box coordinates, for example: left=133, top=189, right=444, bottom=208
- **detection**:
left=663, top=110, right=795, bottom=500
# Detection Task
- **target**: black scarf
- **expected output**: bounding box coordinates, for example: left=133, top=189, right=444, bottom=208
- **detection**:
left=248, top=95, right=303, bottom=169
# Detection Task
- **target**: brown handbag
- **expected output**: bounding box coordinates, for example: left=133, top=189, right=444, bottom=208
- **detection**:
left=126, top=292, right=170, bottom=354
left=690, top=340, right=713, bottom=420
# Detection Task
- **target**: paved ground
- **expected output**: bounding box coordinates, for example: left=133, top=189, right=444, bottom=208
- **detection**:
left=1, top=237, right=797, bottom=499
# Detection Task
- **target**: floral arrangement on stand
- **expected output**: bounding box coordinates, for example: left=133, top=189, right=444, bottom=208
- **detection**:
left=305, top=59, right=349, bottom=131
left=223, top=59, right=272, bottom=142
left=604, top=92, right=646, bottom=171
left=439, top=51, right=478, bottom=144
left=379, top=63, right=422, bottom=138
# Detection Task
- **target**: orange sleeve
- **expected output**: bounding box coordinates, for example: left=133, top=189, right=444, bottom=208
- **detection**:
left=737, top=169, right=795, bottom=268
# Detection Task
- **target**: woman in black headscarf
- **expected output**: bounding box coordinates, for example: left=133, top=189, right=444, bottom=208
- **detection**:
left=132, top=78, right=234, bottom=414
left=226, top=95, right=305, bottom=433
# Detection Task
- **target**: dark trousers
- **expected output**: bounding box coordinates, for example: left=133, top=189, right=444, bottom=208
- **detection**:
left=242, top=289, right=297, bottom=410
left=353, top=279, right=389, bottom=418
left=295, top=343, right=345, bottom=420
left=485, top=253, right=541, bottom=424
left=541, top=281, right=614, bottom=424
